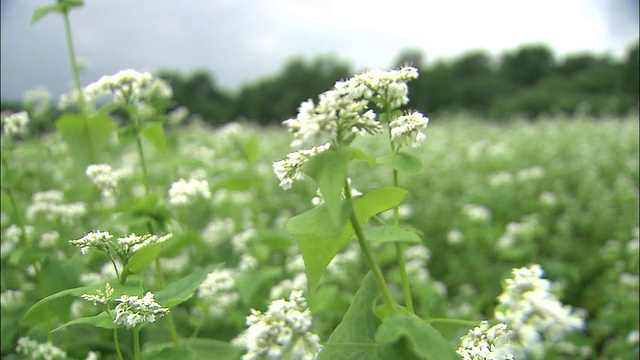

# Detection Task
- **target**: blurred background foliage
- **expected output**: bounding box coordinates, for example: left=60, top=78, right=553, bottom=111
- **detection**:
left=2, top=40, right=638, bottom=133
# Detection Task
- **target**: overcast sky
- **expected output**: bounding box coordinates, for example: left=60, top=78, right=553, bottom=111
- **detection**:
left=1, top=0, right=638, bottom=101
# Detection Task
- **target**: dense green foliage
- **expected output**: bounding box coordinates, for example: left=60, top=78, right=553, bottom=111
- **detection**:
left=1, top=113, right=638, bottom=359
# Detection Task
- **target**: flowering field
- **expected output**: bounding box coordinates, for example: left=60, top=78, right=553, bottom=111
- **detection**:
left=2, top=78, right=639, bottom=360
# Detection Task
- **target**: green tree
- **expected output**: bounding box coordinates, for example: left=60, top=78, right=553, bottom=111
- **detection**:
left=501, top=44, right=555, bottom=86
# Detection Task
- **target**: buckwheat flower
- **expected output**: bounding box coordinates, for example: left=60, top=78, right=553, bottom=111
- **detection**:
left=270, top=273, right=308, bottom=300
left=86, top=164, right=123, bottom=197
left=1, top=111, right=29, bottom=137
left=197, top=268, right=240, bottom=318
left=495, top=264, right=586, bottom=357
left=456, top=320, right=515, bottom=360
left=489, top=172, right=514, bottom=187
left=85, top=351, right=100, bottom=360
left=232, top=228, right=257, bottom=253
left=84, top=69, right=162, bottom=105
left=238, top=254, right=259, bottom=273
left=159, top=252, right=191, bottom=274
left=447, top=229, right=464, bottom=245
left=463, top=204, right=492, bottom=223
left=115, top=233, right=171, bottom=259
left=389, top=111, right=429, bottom=148
left=81, top=283, right=114, bottom=307
left=516, top=166, right=546, bottom=182
left=539, top=191, right=559, bottom=207
left=240, top=290, right=322, bottom=360
left=113, top=291, right=169, bottom=328
left=202, top=218, right=236, bottom=246
left=70, top=231, right=113, bottom=254
left=273, top=143, right=330, bottom=190
left=627, top=330, right=640, bottom=346
left=168, top=178, right=211, bottom=206
left=16, top=336, right=67, bottom=360
left=39, top=230, right=60, bottom=248
left=1, top=289, right=25, bottom=311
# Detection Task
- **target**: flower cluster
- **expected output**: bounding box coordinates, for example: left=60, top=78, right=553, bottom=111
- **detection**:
left=85, top=164, right=125, bottom=197
left=15, top=336, right=67, bottom=360
left=114, top=233, right=172, bottom=259
left=273, top=143, right=330, bottom=190
left=26, top=190, right=87, bottom=224
left=70, top=231, right=171, bottom=261
left=168, top=178, right=211, bottom=206
left=81, top=283, right=114, bottom=307
left=282, top=66, right=419, bottom=149
left=197, top=268, right=240, bottom=318
left=237, top=290, right=322, bottom=360
left=83, top=69, right=172, bottom=105
left=69, top=231, right=113, bottom=254
left=1, top=111, right=30, bottom=137
left=113, top=291, right=169, bottom=328
left=495, top=264, right=586, bottom=357
left=390, top=111, right=429, bottom=148
left=456, top=320, right=515, bottom=360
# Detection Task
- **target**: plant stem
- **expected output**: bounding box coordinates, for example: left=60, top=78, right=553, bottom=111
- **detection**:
left=133, top=327, right=141, bottom=360
left=154, top=259, right=181, bottom=347
left=344, top=181, right=395, bottom=309
left=134, top=114, right=151, bottom=195
left=61, top=7, right=96, bottom=163
left=386, top=113, right=415, bottom=313
left=1, top=176, right=29, bottom=248
left=113, top=328, right=124, bottom=360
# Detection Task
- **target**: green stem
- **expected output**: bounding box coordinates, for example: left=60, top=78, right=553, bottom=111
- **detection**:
left=113, top=328, right=124, bottom=360
left=154, top=259, right=181, bottom=347
left=1, top=175, right=29, bottom=248
left=344, top=181, right=395, bottom=309
left=133, top=327, right=141, bottom=360
left=386, top=112, right=415, bottom=313
left=134, top=115, right=151, bottom=195
left=61, top=6, right=96, bottom=163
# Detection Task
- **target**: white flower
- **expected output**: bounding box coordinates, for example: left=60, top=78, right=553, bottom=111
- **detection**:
left=1, top=290, right=25, bottom=310
left=273, top=143, right=330, bottom=190
left=26, top=190, right=86, bottom=224
left=83, top=69, right=170, bottom=105
left=16, top=336, right=67, bottom=360
left=113, top=291, right=169, bottom=328
left=389, top=111, right=429, bottom=148
left=539, top=191, right=558, bottom=207
left=447, top=229, right=464, bottom=245
left=116, top=233, right=171, bottom=258
left=168, top=178, right=211, bottom=206
left=516, top=166, right=546, bottom=182
left=495, top=264, right=586, bottom=357
left=197, top=268, right=240, bottom=318
left=1, top=111, right=29, bottom=137
left=201, top=218, right=236, bottom=246
left=240, top=291, right=322, bottom=360
left=86, top=164, right=124, bottom=197
left=462, top=204, right=492, bottom=222
left=81, top=283, right=115, bottom=307
left=457, top=320, right=515, bottom=360
left=69, top=231, right=113, bottom=254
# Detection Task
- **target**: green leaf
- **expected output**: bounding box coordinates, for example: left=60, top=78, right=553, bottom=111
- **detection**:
left=56, top=112, right=116, bottom=167
left=31, top=4, right=65, bottom=24
left=376, top=313, right=459, bottom=360
left=124, top=240, right=167, bottom=274
left=144, top=346, right=196, bottom=360
left=154, top=265, right=217, bottom=308
left=376, top=152, right=423, bottom=175
left=363, top=226, right=422, bottom=244
left=296, top=187, right=408, bottom=292
left=345, top=147, right=376, bottom=166
left=187, top=338, right=243, bottom=360
left=302, top=148, right=350, bottom=226
left=317, top=272, right=381, bottom=360
left=52, top=312, right=118, bottom=332
left=236, top=267, right=283, bottom=304
left=287, top=204, right=347, bottom=239
left=259, top=230, right=294, bottom=252
left=141, top=122, right=167, bottom=153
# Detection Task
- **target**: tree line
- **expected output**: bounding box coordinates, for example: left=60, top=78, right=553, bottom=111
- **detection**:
left=3, top=40, right=638, bottom=133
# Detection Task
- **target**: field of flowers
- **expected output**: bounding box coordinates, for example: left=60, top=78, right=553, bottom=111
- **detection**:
left=1, top=94, right=638, bottom=360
